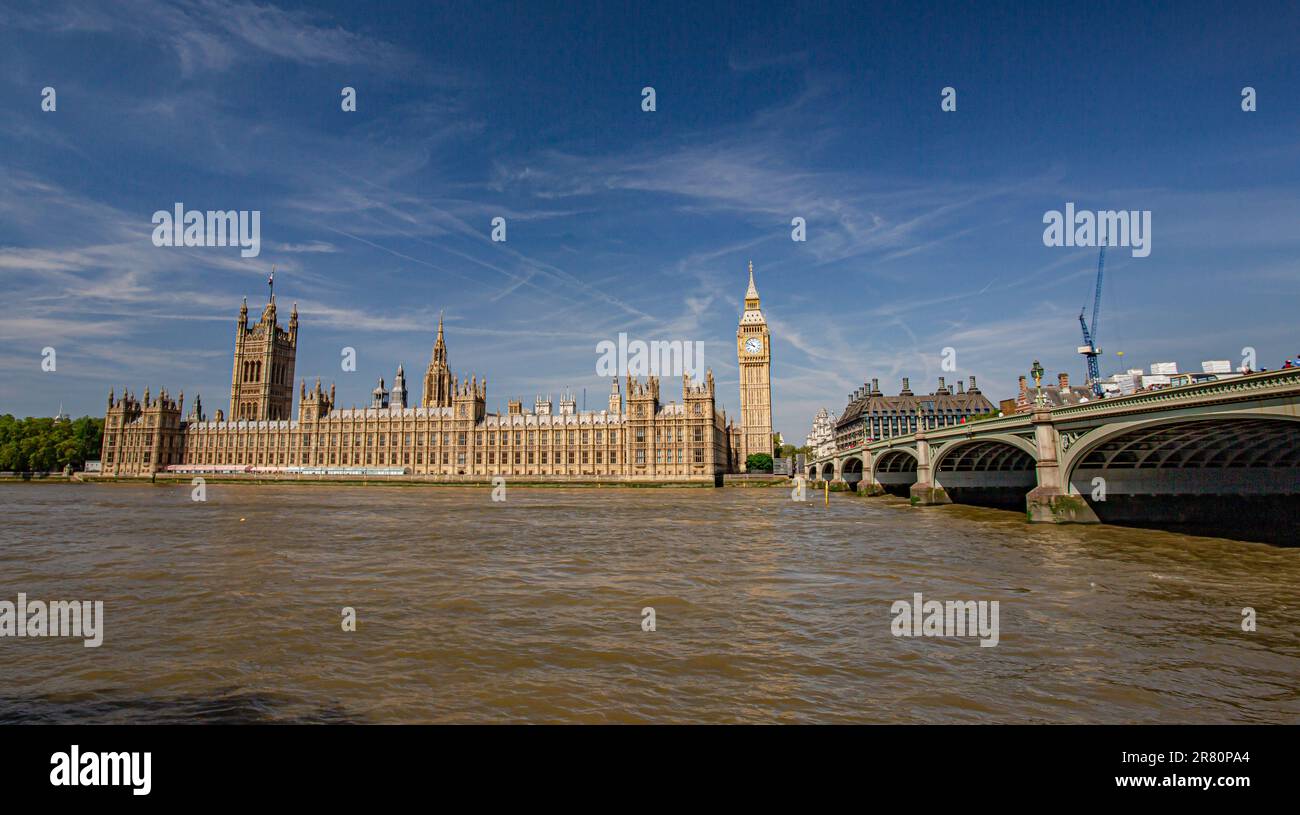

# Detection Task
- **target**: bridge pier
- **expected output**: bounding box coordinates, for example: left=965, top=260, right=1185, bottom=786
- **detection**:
left=1026, top=407, right=1099, bottom=524
left=817, top=371, right=1300, bottom=539
left=857, top=450, right=885, bottom=495
left=908, top=434, right=952, bottom=506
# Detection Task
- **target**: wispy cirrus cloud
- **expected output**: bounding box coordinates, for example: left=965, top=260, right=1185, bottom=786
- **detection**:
left=1, top=0, right=429, bottom=77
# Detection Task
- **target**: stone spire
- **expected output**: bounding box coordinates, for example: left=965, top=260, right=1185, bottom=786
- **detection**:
left=422, top=311, right=453, bottom=408
left=392, top=363, right=408, bottom=409
left=372, top=377, right=389, bottom=409
left=745, top=260, right=760, bottom=307
left=431, top=311, right=446, bottom=365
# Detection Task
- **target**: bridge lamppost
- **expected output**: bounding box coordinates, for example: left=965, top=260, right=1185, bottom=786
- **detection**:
left=1031, top=359, right=1046, bottom=408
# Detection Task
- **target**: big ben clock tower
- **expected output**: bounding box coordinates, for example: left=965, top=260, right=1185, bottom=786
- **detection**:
left=736, top=261, right=773, bottom=468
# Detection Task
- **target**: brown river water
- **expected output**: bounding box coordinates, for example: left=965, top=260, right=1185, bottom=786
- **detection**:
left=0, top=483, right=1297, bottom=723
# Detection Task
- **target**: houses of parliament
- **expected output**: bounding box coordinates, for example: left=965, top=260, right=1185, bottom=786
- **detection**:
left=99, top=268, right=777, bottom=481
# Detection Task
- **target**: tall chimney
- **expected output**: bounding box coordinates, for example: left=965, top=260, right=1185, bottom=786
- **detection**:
left=1018, top=375, right=1027, bottom=396
left=871, top=377, right=880, bottom=395
left=1058, top=372, right=1069, bottom=390
left=969, top=376, right=978, bottom=392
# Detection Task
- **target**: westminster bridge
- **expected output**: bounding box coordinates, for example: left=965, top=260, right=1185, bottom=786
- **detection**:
left=806, top=368, right=1300, bottom=544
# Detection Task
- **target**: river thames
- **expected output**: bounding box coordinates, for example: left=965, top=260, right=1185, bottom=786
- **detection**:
left=1, top=483, right=1296, bottom=723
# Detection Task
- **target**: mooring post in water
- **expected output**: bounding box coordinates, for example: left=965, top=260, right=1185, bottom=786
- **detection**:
left=824, top=480, right=829, bottom=506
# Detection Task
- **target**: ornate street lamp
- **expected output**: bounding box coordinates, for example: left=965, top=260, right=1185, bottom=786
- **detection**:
left=1031, top=359, right=1046, bottom=407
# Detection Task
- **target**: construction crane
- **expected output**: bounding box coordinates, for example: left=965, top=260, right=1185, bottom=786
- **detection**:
left=1077, top=246, right=1105, bottom=396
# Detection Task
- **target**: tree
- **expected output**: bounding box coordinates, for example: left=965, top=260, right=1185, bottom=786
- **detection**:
left=746, top=453, right=774, bottom=472
left=0, top=414, right=103, bottom=473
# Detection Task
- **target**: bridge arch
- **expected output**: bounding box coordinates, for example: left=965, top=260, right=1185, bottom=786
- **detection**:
left=932, top=434, right=1038, bottom=468
left=1062, top=414, right=1300, bottom=545
left=931, top=435, right=1039, bottom=511
left=872, top=448, right=918, bottom=497
left=841, top=456, right=864, bottom=491
left=820, top=461, right=836, bottom=481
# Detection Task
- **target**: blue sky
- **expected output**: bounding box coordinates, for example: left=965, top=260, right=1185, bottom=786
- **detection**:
left=2, top=0, right=1298, bottom=440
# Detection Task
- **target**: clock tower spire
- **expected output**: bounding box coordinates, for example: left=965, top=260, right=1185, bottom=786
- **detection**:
left=736, top=261, right=773, bottom=469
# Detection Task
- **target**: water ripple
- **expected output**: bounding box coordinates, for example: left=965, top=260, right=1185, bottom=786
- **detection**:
left=0, top=483, right=1297, bottom=723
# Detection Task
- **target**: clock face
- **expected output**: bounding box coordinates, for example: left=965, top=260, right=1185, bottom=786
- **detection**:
left=744, top=337, right=763, bottom=354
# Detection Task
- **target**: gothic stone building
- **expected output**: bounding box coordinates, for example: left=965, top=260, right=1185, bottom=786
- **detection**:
left=101, top=286, right=755, bottom=481
left=735, top=262, right=773, bottom=467
left=805, top=407, right=837, bottom=459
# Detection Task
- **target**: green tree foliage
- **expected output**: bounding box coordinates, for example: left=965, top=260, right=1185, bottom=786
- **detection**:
left=0, top=415, right=103, bottom=473
left=778, top=443, right=812, bottom=459
left=745, top=453, right=774, bottom=472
